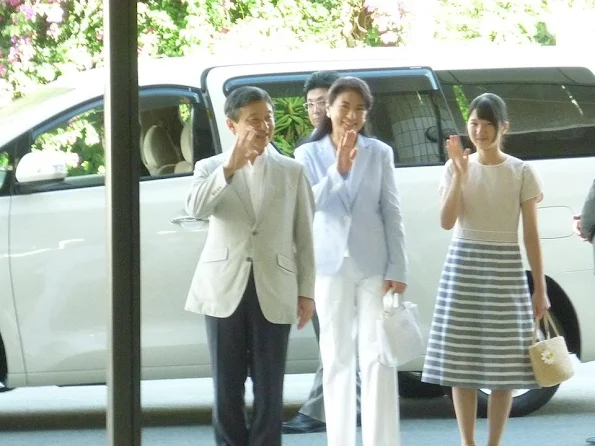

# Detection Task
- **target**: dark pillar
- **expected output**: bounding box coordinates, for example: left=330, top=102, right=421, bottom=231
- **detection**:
left=104, top=0, right=141, bottom=445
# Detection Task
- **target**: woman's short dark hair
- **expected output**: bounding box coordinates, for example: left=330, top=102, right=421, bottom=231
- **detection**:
left=309, top=77, right=374, bottom=142
left=468, top=93, right=508, bottom=133
left=224, top=86, right=273, bottom=122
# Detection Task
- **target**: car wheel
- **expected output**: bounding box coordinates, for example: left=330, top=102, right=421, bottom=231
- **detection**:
left=441, top=311, right=565, bottom=417
left=482, top=385, right=559, bottom=417
left=398, top=371, right=444, bottom=399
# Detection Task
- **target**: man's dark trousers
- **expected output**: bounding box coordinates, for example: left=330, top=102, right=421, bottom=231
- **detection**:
left=205, top=271, right=291, bottom=446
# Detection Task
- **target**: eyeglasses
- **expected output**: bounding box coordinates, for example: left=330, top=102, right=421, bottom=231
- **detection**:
left=303, top=100, right=326, bottom=111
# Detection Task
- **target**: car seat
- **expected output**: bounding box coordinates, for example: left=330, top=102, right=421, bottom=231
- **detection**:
left=174, top=121, right=194, bottom=174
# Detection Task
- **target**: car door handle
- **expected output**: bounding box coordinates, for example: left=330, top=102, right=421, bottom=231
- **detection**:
left=171, top=215, right=197, bottom=224
left=170, top=215, right=209, bottom=225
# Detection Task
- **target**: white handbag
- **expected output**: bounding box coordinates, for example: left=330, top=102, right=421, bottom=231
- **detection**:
left=376, top=291, right=426, bottom=367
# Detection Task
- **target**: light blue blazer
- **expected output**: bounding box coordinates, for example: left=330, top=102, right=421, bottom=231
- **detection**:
left=294, top=134, right=408, bottom=283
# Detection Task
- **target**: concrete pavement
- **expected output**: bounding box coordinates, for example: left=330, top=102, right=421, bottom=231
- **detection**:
left=0, top=361, right=593, bottom=445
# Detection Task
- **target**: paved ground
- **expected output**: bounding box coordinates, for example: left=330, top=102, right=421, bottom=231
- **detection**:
left=0, top=361, right=593, bottom=445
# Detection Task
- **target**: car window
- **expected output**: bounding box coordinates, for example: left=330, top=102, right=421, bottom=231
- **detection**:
left=369, top=91, right=456, bottom=165
left=32, top=106, right=105, bottom=186
left=442, top=81, right=595, bottom=160
left=139, top=96, right=214, bottom=178
left=244, top=76, right=455, bottom=167
left=0, top=151, right=10, bottom=194
left=19, top=90, right=215, bottom=191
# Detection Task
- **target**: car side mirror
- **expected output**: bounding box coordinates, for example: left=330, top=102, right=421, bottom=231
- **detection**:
left=15, top=151, right=68, bottom=184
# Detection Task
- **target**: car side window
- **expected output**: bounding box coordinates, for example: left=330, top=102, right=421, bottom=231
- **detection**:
left=368, top=91, right=455, bottom=166
left=31, top=106, right=105, bottom=188
left=139, top=96, right=215, bottom=178
left=257, top=82, right=454, bottom=166
left=19, top=90, right=215, bottom=192
left=442, top=82, right=595, bottom=160
left=0, top=150, right=10, bottom=194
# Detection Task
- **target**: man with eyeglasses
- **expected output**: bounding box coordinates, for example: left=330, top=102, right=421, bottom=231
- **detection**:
left=283, top=70, right=363, bottom=434
left=296, top=71, right=341, bottom=147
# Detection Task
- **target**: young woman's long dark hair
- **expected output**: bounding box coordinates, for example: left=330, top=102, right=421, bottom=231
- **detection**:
left=307, top=76, right=374, bottom=143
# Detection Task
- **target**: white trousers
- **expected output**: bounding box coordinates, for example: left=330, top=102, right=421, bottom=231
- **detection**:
left=317, top=257, right=400, bottom=446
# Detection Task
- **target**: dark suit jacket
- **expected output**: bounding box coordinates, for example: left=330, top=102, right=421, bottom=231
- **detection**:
left=581, top=179, right=595, bottom=240
left=581, top=179, right=595, bottom=267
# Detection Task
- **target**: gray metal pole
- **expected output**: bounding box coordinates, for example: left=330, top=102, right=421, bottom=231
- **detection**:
left=104, top=0, right=141, bottom=445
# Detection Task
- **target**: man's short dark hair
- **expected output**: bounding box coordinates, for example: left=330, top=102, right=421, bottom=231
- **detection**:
left=303, top=71, right=341, bottom=99
left=224, top=86, right=273, bottom=122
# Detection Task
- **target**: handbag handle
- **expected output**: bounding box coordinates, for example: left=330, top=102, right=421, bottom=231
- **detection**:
left=532, top=311, right=561, bottom=344
left=382, top=291, right=399, bottom=313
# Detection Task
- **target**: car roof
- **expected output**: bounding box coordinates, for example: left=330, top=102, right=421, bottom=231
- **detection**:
left=0, top=45, right=593, bottom=148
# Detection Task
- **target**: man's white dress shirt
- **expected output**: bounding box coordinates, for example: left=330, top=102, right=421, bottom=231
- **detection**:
left=243, top=148, right=268, bottom=216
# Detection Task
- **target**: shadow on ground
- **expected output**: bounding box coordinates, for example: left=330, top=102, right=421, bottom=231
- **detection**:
left=0, top=395, right=454, bottom=431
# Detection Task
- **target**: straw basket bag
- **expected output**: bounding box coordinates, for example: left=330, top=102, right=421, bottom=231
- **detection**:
left=528, top=311, right=574, bottom=388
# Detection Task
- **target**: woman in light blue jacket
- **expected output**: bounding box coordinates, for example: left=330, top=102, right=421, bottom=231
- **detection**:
left=294, top=77, right=408, bottom=446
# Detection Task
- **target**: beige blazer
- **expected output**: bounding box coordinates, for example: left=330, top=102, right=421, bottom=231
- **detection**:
left=184, top=147, right=315, bottom=324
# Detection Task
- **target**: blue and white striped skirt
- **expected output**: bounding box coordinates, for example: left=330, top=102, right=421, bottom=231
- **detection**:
left=422, top=238, right=538, bottom=390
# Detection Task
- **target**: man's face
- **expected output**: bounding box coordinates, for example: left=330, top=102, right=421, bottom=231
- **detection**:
left=305, top=87, right=329, bottom=127
left=227, top=100, right=275, bottom=154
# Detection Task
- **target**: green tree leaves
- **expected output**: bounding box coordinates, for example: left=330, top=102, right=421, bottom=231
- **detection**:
left=273, top=96, right=311, bottom=156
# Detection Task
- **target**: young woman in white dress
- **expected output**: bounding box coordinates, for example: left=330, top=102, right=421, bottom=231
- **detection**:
left=422, top=92, right=551, bottom=446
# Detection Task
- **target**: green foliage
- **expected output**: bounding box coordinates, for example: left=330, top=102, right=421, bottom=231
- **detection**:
left=2, top=0, right=594, bottom=174
left=0, top=151, right=7, bottom=188
left=453, top=85, right=470, bottom=121
left=434, top=0, right=556, bottom=44
left=1, top=0, right=592, bottom=106
left=138, top=1, right=188, bottom=57
left=32, top=109, right=105, bottom=176
left=273, top=96, right=312, bottom=156
left=534, top=21, right=556, bottom=45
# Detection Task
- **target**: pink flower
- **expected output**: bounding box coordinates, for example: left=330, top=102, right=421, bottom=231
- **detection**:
left=10, top=0, right=21, bottom=6
left=374, top=15, right=390, bottom=33
left=0, top=64, right=6, bottom=77
left=18, top=41, right=34, bottom=62
left=8, top=47, right=19, bottom=63
left=46, top=4, right=63, bottom=23
left=380, top=31, right=399, bottom=45
left=47, top=22, right=59, bottom=38
left=18, top=4, right=35, bottom=20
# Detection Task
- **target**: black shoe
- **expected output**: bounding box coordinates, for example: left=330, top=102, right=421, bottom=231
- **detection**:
left=282, top=413, right=326, bottom=434
left=586, top=436, right=595, bottom=445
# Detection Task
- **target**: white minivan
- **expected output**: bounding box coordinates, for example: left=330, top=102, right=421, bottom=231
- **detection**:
left=0, top=46, right=593, bottom=417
